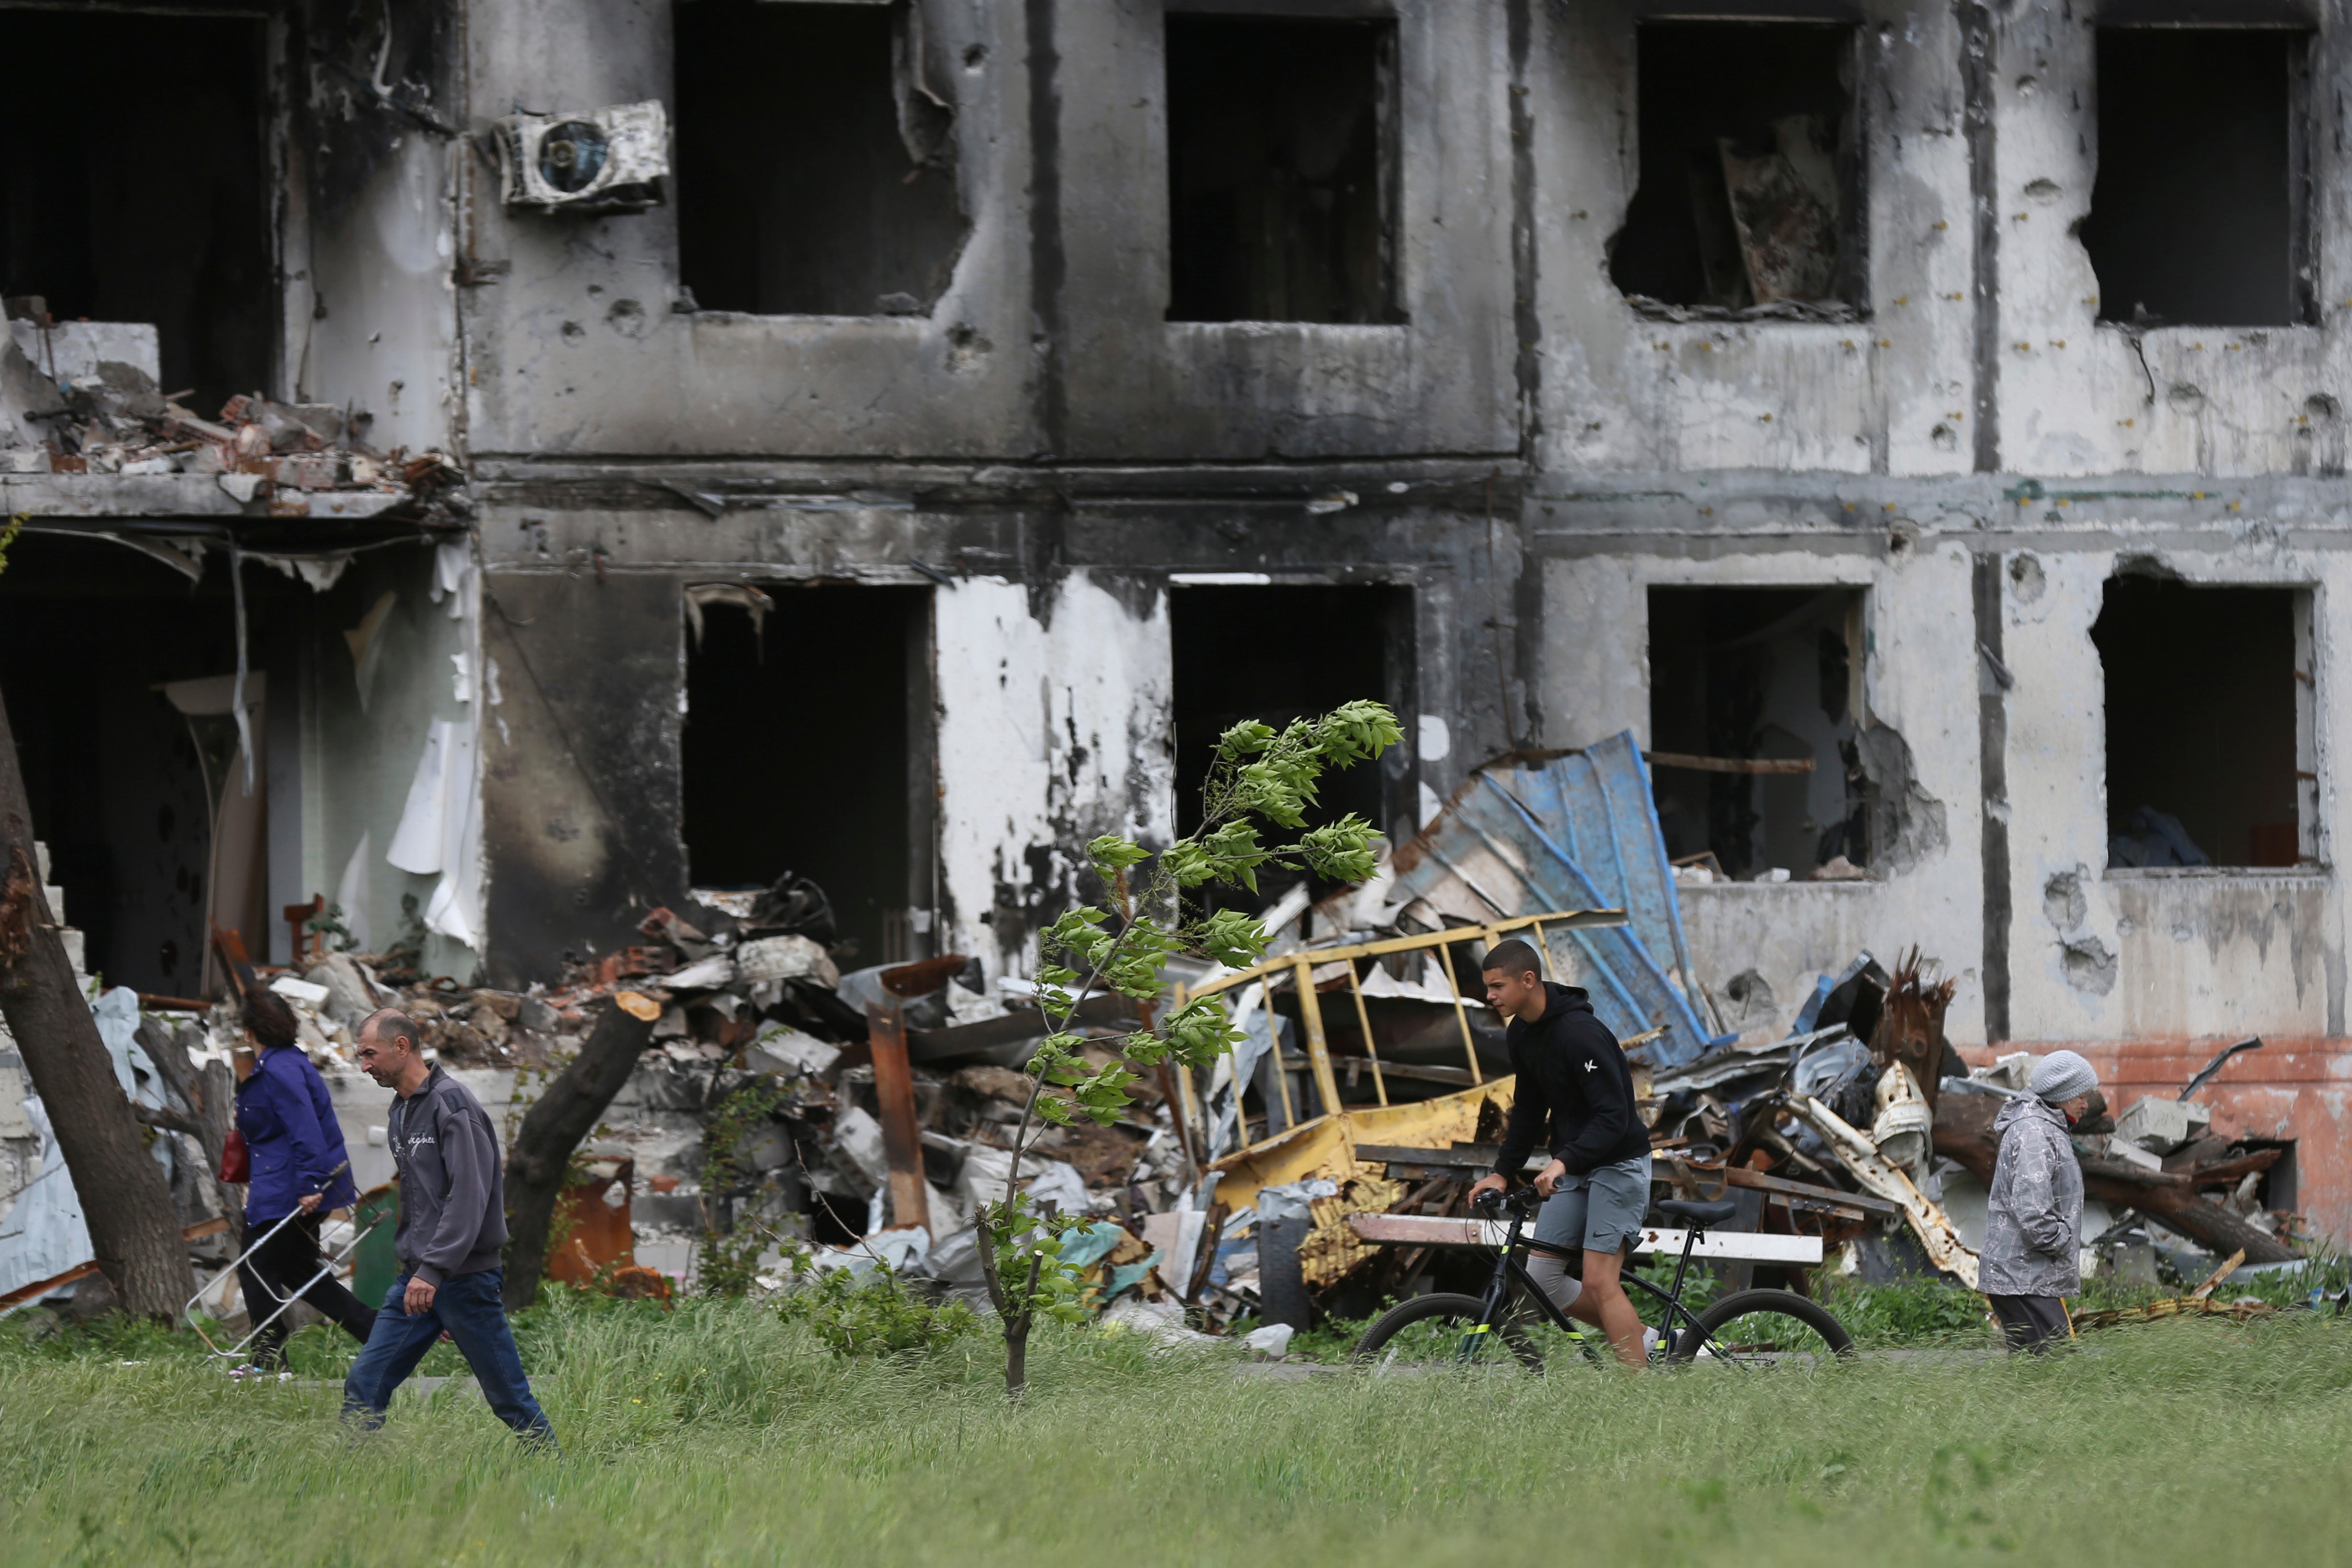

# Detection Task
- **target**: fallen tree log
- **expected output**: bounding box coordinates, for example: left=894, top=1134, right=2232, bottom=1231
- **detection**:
left=1933, top=1092, right=2295, bottom=1265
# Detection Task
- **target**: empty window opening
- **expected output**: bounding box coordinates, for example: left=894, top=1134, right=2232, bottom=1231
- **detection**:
left=683, top=585, right=934, bottom=967
left=1610, top=22, right=1861, bottom=317
left=1170, top=585, right=1415, bottom=916
left=1164, top=14, right=1399, bottom=324
left=2094, top=577, right=2306, bottom=869
left=2240, top=1138, right=2296, bottom=1214
left=2083, top=29, right=2311, bottom=328
left=1648, top=587, right=1867, bottom=882
left=674, top=0, right=967, bottom=316
left=0, top=11, right=273, bottom=414
left=0, top=538, right=312, bottom=994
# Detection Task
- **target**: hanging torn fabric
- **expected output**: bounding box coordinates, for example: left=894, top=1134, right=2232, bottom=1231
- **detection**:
left=386, top=720, right=455, bottom=876
left=385, top=719, right=485, bottom=949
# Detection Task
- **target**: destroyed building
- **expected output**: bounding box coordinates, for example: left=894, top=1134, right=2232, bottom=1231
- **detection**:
left=4, top=0, right=2352, bottom=1259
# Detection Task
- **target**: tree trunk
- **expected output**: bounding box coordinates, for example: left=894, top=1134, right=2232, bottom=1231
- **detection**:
left=0, top=690, right=195, bottom=1321
left=1933, top=1094, right=2296, bottom=1265
left=975, top=1217, right=1034, bottom=1400
left=1004, top=1314, right=1030, bottom=1399
left=500, top=999, right=655, bottom=1309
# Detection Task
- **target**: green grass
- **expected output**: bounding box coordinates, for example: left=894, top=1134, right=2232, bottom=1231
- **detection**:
left=3, top=1293, right=2349, bottom=1567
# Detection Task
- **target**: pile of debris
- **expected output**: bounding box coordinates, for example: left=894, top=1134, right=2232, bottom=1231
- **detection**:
left=1635, top=949, right=2306, bottom=1290
left=1109, top=731, right=2331, bottom=1331
left=11, top=725, right=2329, bottom=1338
left=191, top=871, right=1203, bottom=1309
left=2, top=303, right=464, bottom=520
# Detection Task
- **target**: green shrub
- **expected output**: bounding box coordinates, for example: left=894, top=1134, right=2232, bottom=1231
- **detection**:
left=776, top=1265, right=979, bottom=1358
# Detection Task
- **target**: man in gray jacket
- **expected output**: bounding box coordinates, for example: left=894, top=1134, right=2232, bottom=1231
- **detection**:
left=1980, top=1049, right=2097, bottom=1353
left=342, top=1008, right=555, bottom=1445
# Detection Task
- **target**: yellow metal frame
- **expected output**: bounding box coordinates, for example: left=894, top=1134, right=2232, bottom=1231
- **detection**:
left=1174, top=907, right=1626, bottom=1150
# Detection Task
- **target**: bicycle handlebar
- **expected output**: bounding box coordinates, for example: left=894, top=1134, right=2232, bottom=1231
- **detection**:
left=1472, top=1187, right=1547, bottom=1220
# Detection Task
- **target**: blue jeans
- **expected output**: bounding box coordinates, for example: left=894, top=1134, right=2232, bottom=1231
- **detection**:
left=342, top=1269, right=554, bottom=1447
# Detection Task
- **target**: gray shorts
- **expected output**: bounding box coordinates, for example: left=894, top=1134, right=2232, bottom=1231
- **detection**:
left=1531, top=1154, right=1654, bottom=1257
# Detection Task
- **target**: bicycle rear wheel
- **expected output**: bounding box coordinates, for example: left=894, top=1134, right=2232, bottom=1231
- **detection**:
left=1351, top=1293, right=1545, bottom=1373
left=1667, top=1288, right=1854, bottom=1367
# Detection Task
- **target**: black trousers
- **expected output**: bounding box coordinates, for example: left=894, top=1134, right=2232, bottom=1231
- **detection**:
left=236, top=1212, right=378, bottom=1367
left=1987, top=1292, right=2071, bottom=1354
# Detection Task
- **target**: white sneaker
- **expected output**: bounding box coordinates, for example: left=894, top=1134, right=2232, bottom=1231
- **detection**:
left=1642, top=1326, right=1661, bottom=1359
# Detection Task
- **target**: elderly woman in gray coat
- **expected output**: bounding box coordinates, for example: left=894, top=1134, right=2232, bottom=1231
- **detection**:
left=1980, top=1049, right=2098, bottom=1352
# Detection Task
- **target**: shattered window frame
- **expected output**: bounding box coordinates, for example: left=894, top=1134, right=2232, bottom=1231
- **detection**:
left=1609, top=16, right=1870, bottom=323
left=2082, top=21, right=2319, bottom=332
left=2093, top=573, right=2318, bottom=876
left=1644, top=583, right=1879, bottom=886
left=669, top=0, right=970, bottom=320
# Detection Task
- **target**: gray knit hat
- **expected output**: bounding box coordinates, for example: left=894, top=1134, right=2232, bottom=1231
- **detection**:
left=2030, top=1049, right=2097, bottom=1104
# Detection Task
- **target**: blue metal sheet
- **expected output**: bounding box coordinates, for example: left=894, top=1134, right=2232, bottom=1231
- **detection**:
left=1490, top=735, right=1701, bottom=1005
left=1388, top=735, right=1726, bottom=1066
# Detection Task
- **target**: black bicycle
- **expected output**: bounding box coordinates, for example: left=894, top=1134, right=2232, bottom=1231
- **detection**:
left=1351, top=1186, right=1855, bottom=1371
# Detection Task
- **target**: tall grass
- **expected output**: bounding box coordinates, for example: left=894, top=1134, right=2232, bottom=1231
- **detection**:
left=2, top=1294, right=2346, bottom=1567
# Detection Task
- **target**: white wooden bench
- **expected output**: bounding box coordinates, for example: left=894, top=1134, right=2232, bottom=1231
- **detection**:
left=1347, top=1212, right=1824, bottom=1264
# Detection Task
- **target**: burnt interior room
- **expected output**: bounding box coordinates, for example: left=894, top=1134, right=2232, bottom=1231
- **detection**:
left=1170, top=584, right=1413, bottom=916
left=673, top=0, right=966, bottom=316
left=0, top=538, right=309, bottom=996
left=1648, top=587, right=1866, bottom=881
left=0, top=10, right=273, bottom=415
left=1164, top=12, right=1397, bottom=324
left=2082, top=27, right=2306, bottom=327
left=2093, top=577, right=2300, bottom=869
left=1609, top=20, right=1859, bottom=311
left=682, top=585, right=931, bottom=968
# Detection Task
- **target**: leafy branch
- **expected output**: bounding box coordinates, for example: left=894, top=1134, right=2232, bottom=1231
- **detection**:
left=974, top=700, right=1401, bottom=1396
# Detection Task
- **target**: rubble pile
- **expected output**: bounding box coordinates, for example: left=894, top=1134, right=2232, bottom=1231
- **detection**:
left=13, top=740, right=2329, bottom=1339
left=2, top=303, right=465, bottom=520
left=214, top=871, right=1201, bottom=1311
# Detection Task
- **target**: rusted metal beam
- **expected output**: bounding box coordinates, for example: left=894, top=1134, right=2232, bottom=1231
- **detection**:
left=865, top=1002, right=930, bottom=1236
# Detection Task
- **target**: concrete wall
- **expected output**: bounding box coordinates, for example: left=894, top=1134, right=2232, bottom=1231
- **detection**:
left=37, top=0, right=2345, bottom=1219
left=456, top=0, right=1039, bottom=460
left=1528, top=0, right=1978, bottom=479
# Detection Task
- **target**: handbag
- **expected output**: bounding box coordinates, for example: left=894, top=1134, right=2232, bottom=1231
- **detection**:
left=219, top=1128, right=249, bottom=1184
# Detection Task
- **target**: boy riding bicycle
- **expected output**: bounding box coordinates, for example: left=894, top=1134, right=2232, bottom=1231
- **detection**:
left=1465, top=938, right=1654, bottom=1369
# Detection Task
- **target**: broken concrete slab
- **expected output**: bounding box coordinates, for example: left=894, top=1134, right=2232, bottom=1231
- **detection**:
left=2114, top=1095, right=2211, bottom=1157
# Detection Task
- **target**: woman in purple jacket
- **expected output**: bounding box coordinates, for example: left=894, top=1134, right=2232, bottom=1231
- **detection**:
left=233, top=989, right=376, bottom=1368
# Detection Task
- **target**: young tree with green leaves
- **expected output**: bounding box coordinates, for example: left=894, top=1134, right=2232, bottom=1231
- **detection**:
left=975, top=699, right=1401, bottom=1397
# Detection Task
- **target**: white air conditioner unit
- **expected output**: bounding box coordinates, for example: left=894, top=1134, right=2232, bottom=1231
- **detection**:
left=493, top=100, right=669, bottom=213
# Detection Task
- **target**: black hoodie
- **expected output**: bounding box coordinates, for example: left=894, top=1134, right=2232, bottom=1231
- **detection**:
left=1491, top=982, right=1649, bottom=1177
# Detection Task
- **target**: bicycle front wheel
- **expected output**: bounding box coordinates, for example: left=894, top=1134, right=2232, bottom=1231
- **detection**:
left=1351, top=1293, right=1545, bottom=1373
left=1667, top=1287, right=1854, bottom=1367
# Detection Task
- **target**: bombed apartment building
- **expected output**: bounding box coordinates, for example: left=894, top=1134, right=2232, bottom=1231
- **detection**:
left=4, top=0, right=2352, bottom=1241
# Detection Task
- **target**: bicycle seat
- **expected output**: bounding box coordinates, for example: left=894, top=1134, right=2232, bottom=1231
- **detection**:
left=1656, top=1198, right=1739, bottom=1226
